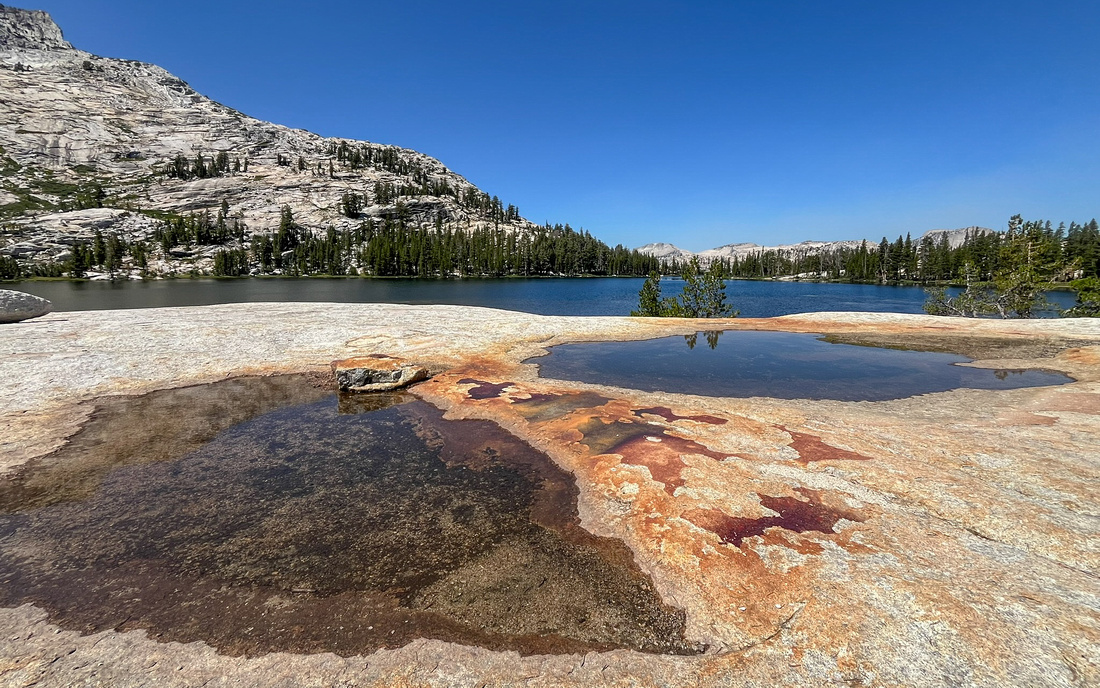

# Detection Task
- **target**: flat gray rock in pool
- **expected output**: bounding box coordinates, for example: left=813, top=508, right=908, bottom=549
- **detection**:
left=0, top=289, right=52, bottom=324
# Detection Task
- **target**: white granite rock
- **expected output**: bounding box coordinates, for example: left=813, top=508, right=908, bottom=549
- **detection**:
left=0, top=287, right=50, bottom=322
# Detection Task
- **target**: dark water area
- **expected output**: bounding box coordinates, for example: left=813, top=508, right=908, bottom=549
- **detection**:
left=15, top=277, right=653, bottom=315
left=529, top=331, right=1073, bottom=401
left=14, top=277, right=1075, bottom=317
left=0, top=377, right=698, bottom=657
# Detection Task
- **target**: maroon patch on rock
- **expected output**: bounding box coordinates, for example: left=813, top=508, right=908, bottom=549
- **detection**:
left=779, top=427, right=872, bottom=464
left=458, top=379, right=515, bottom=400
left=684, top=488, right=866, bottom=548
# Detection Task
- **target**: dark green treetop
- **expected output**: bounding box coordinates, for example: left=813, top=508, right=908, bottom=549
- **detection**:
left=631, top=258, right=738, bottom=318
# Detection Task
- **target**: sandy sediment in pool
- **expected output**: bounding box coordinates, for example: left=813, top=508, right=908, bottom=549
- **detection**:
left=1, top=303, right=1099, bottom=687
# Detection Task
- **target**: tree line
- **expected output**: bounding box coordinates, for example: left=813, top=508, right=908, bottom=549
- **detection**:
left=632, top=215, right=1100, bottom=319
left=4, top=202, right=657, bottom=279
left=922, top=215, right=1099, bottom=318
left=225, top=208, right=659, bottom=277
left=684, top=219, right=1100, bottom=283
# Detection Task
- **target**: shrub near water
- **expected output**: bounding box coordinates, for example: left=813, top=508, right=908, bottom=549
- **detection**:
left=631, top=258, right=738, bottom=318
left=1064, top=277, right=1100, bottom=317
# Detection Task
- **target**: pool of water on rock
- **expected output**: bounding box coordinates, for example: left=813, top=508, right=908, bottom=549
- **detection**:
left=0, top=376, right=700, bottom=657
left=529, top=331, right=1073, bottom=401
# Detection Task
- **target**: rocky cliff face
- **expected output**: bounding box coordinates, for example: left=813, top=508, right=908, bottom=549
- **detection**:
left=0, top=5, right=536, bottom=276
left=633, top=242, right=695, bottom=262
left=0, top=4, right=70, bottom=50
left=922, top=225, right=993, bottom=249
left=699, top=239, right=866, bottom=262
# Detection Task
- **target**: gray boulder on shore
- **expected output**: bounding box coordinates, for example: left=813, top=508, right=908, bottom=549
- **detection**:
left=0, top=289, right=52, bottom=323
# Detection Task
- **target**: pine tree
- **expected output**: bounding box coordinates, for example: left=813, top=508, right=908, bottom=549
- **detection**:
left=1063, top=278, right=1100, bottom=317
left=631, top=259, right=737, bottom=318
left=631, top=272, right=665, bottom=316
left=678, top=258, right=737, bottom=317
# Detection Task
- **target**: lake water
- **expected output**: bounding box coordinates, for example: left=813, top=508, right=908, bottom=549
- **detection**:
left=12, top=278, right=1078, bottom=316
left=529, top=331, right=1074, bottom=401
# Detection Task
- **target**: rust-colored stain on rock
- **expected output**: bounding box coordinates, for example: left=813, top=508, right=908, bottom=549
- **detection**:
left=683, top=488, right=867, bottom=548
left=779, top=427, right=873, bottom=464
left=612, top=434, right=732, bottom=495
left=632, top=407, right=728, bottom=425
left=509, top=391, right=613, bottom=424
left=996, top=411, right=1058, bottom=427
left=576, top=416, right=732, bottom=495
left=1038, top=393, right=1100, bottom=415
left=1060, top=346, right=1100, bottom=366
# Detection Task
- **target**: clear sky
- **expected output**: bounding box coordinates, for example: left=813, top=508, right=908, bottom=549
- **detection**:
left=23, top=0, right=1100, bottom=250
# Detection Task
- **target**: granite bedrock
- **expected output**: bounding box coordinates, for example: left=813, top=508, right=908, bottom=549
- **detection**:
left=1, top=303, right=1098, bottom=688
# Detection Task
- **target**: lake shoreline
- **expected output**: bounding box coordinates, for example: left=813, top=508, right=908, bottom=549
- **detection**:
left=5, top=273, right=1082, bottom=290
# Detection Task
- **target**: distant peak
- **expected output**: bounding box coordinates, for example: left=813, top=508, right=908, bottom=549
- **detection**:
left=0, top=4, right=73, bottom=51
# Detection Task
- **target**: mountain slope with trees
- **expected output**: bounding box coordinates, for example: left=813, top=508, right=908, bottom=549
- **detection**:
left=0, top=5, right=657, bottom=279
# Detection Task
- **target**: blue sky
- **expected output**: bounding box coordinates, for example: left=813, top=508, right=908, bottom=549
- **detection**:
left=26, top=0, right=1100, bottom=250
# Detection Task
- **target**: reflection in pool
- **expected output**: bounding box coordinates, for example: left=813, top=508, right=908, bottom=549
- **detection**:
left=529, top=331, right=1073, bottom=401
left=0, top=377, right=699, bottom=657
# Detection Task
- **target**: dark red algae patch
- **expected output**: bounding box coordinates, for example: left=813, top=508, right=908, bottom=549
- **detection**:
left=0, top=377, right=702, bottom=657
left=779, top=427, right=873, bottom=465
left=457, top=378, right=515, bottom=400
left=684, top=488, right=867, bottom=548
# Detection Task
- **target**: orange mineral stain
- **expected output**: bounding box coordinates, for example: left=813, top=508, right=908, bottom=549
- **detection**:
left=576, top=416, right=732, bottom=495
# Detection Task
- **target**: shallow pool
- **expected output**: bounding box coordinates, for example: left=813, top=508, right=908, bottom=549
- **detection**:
left=529, top=331, right=1073, bottom=401
left=0, top=376, right=699, bottom=657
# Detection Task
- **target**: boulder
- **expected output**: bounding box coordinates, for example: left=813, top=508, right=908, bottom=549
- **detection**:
left=0, top=289, right=52, bottom=324
left=331, top=354, right=429, bottom=392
